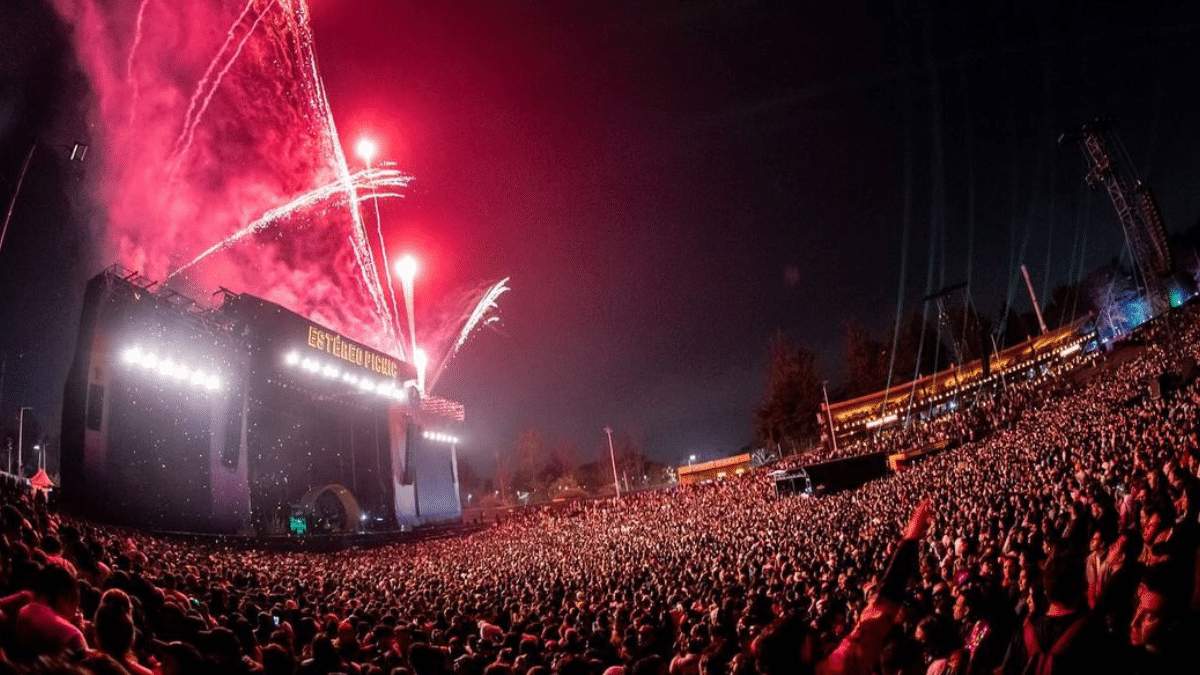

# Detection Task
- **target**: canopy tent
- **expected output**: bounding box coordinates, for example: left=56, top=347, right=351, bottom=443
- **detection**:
left=30, top=468, right=55, bottom=494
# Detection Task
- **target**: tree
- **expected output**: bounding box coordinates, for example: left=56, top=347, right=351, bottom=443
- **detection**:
left=1042, top=283, right=1083, bottom=330
left=753, top=333, right=822, bottom=452
left=515, top=427, right=545, bottom=488
left=1083, top=262, right=1136, bottom=339
left=997, top=302, right=1032, bottom=349
left=884, top=311, right=944, bottom=382
left=842, top=318, right=888, bottom=398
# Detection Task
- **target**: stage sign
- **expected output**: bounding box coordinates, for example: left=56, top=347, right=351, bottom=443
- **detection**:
left=306, top=325, right=399, bottom=379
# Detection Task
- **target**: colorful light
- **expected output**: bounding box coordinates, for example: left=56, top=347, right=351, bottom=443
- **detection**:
left=395, top=255, right=417, bottom=283
left=355, top=138, right=377, bottom=164
left=119, top=345, right=220, bottom=393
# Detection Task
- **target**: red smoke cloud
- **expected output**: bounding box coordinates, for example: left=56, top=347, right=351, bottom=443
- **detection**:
left=51, top=0, right=399, bottom=354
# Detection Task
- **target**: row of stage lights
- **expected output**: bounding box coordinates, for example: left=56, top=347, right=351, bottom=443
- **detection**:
left=121, top=347, right=221, bottom=391
left=422, top=430, right=460, bottom=445
left=284, top=351, right=409, bottom=402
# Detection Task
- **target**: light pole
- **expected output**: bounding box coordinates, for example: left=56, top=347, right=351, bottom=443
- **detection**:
left=1, top=141, right=86, bottom=265
left=17, top=407, right=32, bottom=478
left=0, top=145, right=37, bottom=263
left=688, top=454, right=696, bottom=465
left=603, top=426, right=620, bottom=499
left=820, top=382, right=838, bottom=456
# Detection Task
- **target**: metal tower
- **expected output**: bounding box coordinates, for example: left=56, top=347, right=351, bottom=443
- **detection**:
left=1061, top=120, right=1173, bottom=310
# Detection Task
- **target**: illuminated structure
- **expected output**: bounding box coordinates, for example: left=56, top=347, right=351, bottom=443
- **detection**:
left=61, top=267, right=462, bottom=534
left=676, top=454, right=751, bottom=485
left=821, top=317, right=1095, bottom=444
left=1061, top=120, right=1194, bottom=315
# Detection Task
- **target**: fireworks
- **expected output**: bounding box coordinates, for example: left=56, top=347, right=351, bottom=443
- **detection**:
left=53, top=0, right=507, bottom=380
left=124, top=0, right=151, bottom=125
left=424, top=278, right=511, bottom=395
left=168, top=0, right=264, bottom=175
left=167, top=168, right=412, bottom=279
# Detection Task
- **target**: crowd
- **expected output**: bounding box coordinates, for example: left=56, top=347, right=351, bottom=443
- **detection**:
left=0, top=309, right=1199, bottom=675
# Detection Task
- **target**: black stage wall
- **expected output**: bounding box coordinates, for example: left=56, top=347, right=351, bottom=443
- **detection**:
left=59, top=268, right=459, bottom=534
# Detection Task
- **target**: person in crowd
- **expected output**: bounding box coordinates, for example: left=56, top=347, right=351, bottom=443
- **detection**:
left=1, top=305, right=1200, bottom=674
left=10, top=564, right=87, bottom=661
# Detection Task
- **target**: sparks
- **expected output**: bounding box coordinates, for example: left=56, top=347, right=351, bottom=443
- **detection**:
left=170, top=0, right=278, bottom=176
left=427, top=277, right=510, bottom=394
left=289, top=0, right=404, bottom=358
left=167, top=168, right=412, bottom=279
left=124, top=0, right=152, bottom=125
left=168, top=0, right=259, bottom=172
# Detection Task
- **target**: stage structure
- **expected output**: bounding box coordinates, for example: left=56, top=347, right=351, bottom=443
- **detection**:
left=61, top=267, right=463, bottom=534
left=820, top=317, right=1096, bottom=444
left=1061, top=120, right=1196, bottom=315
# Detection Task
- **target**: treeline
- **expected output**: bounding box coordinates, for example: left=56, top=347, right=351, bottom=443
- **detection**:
left=754, top=220, right=1200, bottom=452
left=461, top=427, right=673, bottom=508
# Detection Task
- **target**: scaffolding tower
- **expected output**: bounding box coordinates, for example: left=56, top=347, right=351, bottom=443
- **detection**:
left=1060, top=120, right=1174, bottom=313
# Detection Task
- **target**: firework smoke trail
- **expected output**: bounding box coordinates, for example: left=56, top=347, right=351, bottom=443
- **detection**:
left=427, top=278, right=510, bottom=394
left=171, top=0, right=256, bottom=156
left=124, top=0, right=151, bottom=125
left=364, top=161, right=406, bottom=362
left=167, top=168, right=411, bottom=278
left=290, top=0, right=404, bottom=358
left=400, top=264, right=418, bottom=371
left=171, top=0, right=277, bottom=176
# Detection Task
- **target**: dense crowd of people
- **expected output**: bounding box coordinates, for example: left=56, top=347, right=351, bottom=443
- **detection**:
left=1, top=309, right=1199, bottom=674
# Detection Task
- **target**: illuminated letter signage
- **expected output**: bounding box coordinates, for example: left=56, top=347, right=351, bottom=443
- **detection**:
left=306, top=326, right=399, bottom=379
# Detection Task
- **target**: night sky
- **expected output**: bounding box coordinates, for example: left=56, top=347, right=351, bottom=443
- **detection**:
left=3, top=1, right=1200, bottom=471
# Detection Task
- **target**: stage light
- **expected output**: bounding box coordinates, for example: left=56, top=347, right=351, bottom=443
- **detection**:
left=172, top=364, right=189, bottom=379
left=158, top=359, right=176, bottom=377
left=123, top=347, right=142, bottom=363
left=286, top=351, right=300, bottom=366
left=190, top=371, right=206, bottom=386
left=141, top=353, right=158, bottom=368
left=204, top=375, right=220, bottom=391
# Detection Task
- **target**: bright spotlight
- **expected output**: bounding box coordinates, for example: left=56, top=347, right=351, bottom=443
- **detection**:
left=141, top=353, right=158, bottom=368
left=395, top=255, right=418, bottom=283
left=190, top=371, right=206, bottom=386
left=355, top=137, right=377, bottom=164
left=285, top=351, right=300, bottom=366
left=204, top=375, right=220, bottom=391
left=172, top=364, right=189, bottom=379
left=123, top=347, right=142, bottom=363
left=158, top=359, right=175, bottom=376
